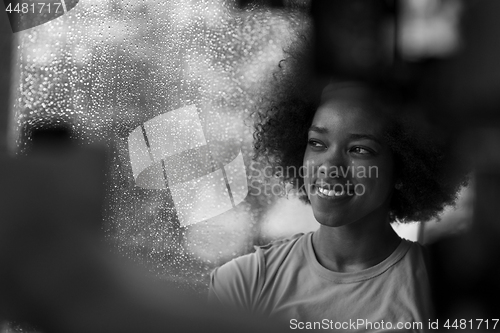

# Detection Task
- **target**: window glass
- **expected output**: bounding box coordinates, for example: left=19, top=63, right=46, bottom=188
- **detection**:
left=13, top=0, right=308, bottom=296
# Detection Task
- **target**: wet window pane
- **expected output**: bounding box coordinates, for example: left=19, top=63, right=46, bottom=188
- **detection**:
left=12, top=0, right=309, bottom=297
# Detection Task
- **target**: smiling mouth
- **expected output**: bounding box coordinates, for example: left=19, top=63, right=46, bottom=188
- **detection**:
left=314, top=185, right=354, bottom=199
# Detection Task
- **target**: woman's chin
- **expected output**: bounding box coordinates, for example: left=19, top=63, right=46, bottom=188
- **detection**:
left=313, top=211, right=349, bottom=228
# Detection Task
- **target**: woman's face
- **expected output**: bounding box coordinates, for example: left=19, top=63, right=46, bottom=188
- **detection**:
left=303, top=90, right=395, bottom=228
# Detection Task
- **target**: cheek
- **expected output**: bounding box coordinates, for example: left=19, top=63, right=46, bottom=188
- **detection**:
left=301, top=162, right=314, bottom=186
left=302, top=158, right=317, bottom=196
left=352, top=159, right=394, bottom=194
left=302, top=152, right=314, bottom=182
left=377, top=156, right=396, bottom=189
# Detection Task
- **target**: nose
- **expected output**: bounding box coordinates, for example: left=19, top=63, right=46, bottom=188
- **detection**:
left=317, top=146, right=348, bottom=178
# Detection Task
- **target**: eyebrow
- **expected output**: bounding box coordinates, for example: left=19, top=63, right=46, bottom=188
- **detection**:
left=348, top=133, right=382, bottom=145
left=308, top=125, right=328, bottom=134
left=308, top=126, right=382, bottom=145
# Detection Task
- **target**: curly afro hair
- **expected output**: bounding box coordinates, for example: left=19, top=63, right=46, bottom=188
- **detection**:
left=253, top=36, right=469, bottom=223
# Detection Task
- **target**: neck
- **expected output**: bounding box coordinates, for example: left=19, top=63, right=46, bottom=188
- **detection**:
left=311, top=216, right=401, bottom=273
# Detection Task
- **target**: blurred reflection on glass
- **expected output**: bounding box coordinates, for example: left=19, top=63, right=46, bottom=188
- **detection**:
left=11, top=0, right=308, bottom=296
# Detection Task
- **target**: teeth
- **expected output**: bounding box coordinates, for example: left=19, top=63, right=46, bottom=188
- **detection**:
left=317, top=186, right=344, bottom=197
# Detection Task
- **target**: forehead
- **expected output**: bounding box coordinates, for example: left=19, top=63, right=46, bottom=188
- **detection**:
left=312, top=92, right=389, bottom=135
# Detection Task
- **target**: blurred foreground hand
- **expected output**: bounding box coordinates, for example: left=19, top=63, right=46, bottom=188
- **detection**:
left=0, top=146, right=287, bottom=333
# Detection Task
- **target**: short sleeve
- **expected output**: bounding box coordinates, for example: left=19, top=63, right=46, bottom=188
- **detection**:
left=208, top=251, right=265, bottom=313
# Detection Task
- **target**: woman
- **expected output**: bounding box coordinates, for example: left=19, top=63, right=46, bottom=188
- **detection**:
left=208, top=42, right=467, bottom=331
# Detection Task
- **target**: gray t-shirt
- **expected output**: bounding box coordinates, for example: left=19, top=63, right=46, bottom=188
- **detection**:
left=209, top=232, right=432, bottom=332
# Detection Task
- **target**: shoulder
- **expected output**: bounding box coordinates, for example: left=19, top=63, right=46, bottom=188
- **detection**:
left=400, top=238, right=430, bottom=268
left=386, top=238, right=431, bottom=281
left=255, top=233, right=308, bottom=278
left=256, top=232, right=306, bottom=261
left=208, top=233, right=307, bottom=310
left=391, top=239, right=433, bottom=324
left=214, top=232, right=306, bottom=279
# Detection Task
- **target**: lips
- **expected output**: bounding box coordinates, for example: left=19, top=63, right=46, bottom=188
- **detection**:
left=313, top=183, right=354, bottom=200
left=317, top=186, right=346, bottom=197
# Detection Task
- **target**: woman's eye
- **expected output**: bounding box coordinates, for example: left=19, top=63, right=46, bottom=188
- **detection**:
left=350, top=146, right=372, bottom=155
left=307, top=139, right=325, bottom=149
